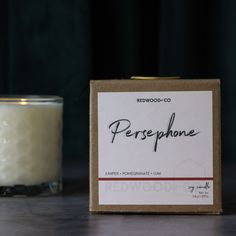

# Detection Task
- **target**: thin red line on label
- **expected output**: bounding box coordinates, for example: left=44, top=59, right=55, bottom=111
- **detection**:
left=98, top=177, right=214, bottom=181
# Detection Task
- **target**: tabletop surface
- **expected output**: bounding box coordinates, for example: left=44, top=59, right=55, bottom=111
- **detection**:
left=0, top=162, right=235, bottom=236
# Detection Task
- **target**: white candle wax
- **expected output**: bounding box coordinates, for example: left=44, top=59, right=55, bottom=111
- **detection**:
left=0, top=97, right=63, bottom=188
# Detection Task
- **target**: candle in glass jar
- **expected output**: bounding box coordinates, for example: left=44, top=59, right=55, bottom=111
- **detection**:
left=0, top=96, right=63, bottom=196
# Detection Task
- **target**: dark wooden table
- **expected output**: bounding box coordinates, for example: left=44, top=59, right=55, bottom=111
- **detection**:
left=0, top=162, right=235, bottom=236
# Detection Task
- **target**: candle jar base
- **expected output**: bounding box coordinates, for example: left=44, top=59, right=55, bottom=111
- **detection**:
left=0, top=181, right=62, bottom=197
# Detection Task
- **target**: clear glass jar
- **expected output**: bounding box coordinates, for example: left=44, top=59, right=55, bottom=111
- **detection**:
left=0, top=96, right=63, bottom=196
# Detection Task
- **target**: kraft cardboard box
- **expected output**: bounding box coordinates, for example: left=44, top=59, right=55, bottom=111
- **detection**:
left=89, top=77, right=222, bottom=214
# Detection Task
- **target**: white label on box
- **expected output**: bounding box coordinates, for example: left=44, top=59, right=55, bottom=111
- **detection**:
left=98, top=91, right=213, bottom=205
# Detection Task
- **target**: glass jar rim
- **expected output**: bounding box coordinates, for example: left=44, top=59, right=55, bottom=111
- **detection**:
left=0, top=95, right=63, bottom=103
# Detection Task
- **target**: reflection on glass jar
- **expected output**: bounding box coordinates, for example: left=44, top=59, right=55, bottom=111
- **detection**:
left=0, top=96, right=63, bottom=196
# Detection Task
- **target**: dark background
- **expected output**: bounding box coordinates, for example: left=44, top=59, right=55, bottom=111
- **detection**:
left=0, top=0, right=235, bottom=165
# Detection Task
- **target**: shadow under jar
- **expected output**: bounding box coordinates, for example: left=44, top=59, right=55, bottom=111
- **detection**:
left=0, top=96, right=63, bottom=196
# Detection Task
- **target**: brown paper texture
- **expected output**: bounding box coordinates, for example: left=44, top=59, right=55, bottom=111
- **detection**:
left=89, top=78, right=222, bottom=214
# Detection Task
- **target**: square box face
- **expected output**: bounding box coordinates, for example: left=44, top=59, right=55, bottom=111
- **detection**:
left=90, top=79, right=221, bottom=214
